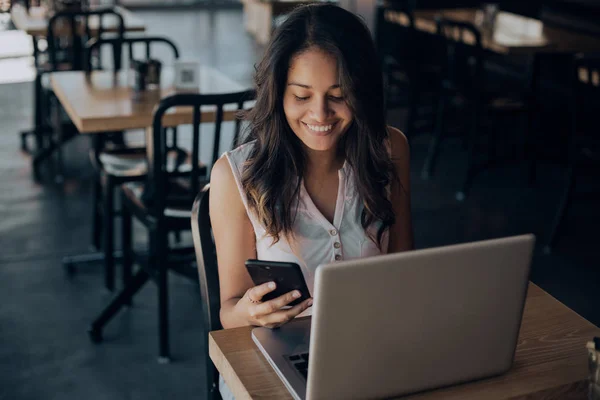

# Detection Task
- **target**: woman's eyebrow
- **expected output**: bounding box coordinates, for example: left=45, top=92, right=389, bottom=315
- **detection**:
left=287, top=82, right=341, bottom=89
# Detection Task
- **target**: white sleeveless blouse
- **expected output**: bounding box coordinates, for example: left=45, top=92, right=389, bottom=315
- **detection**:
left=218, top=141, right=390, bottom=400
left=225, top=141, right=389, bottom=298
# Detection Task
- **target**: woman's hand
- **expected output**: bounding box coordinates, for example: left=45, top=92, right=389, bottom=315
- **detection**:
left=237, top=282, right=313, bottom=329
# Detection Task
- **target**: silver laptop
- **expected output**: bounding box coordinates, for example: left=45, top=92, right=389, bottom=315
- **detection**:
left=252, top=234, right=535, bottom=400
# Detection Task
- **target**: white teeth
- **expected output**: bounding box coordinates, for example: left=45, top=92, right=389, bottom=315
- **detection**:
left=306, top=123, right=333, bottom=132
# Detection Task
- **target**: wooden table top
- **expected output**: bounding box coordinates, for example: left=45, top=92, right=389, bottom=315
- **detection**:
left=50, top=66, right=250, bottom=133
left=385, top=8, right=600, bottom=55
left=209, top=283, right=600, bottom=399
left=10, top=4, right=145, bottom=36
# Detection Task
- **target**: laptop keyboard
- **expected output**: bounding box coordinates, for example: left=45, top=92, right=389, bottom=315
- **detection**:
left=287, top=352, right=309, bottom=380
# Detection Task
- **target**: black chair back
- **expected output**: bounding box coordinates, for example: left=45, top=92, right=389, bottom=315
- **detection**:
left=377, top=0, right=416, bottom=62
left=377, top=1, right=419, bottom=111
left=144, top=90, right=256, bottom=217
left=46, top=8, right=124, bottom=71
left=436, top=18, right=484, bottom=97
left=86, top=36, right=180, bottom=72
left=191, top=185, right=222, bottom=400
left=570, top=53, right=600, bottom=158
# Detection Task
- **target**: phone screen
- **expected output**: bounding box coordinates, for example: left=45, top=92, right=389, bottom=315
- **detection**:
left=245, top=259, right=310, bottom=307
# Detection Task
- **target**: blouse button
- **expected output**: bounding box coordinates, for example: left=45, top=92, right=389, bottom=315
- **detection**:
left=333, top=242, right=341, bottom=249
left=329, top=229, right=338, bottom=236
left=335, top=254, right=342, bottom=261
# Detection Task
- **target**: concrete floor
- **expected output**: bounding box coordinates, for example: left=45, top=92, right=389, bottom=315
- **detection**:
left=0, top=6, right=599, bottom=400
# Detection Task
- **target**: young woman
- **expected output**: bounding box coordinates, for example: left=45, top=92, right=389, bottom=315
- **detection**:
left=210, top=3, right=413, bottom=332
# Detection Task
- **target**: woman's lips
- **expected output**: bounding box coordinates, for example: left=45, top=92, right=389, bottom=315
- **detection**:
left=302, top=121, right=338, bottom=136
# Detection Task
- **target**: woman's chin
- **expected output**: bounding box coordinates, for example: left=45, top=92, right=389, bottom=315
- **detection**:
left=297, top=129, right=343, bottom=152
left=299, top=137, right=339, bottom=152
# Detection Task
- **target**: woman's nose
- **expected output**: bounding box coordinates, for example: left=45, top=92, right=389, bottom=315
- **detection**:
left=310, top=97, right=331, bottom=122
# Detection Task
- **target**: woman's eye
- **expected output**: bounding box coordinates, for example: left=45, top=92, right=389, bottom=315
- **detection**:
left=329, top=96, right=344, bottom=102
left=294, top=95, right=309, bottom=101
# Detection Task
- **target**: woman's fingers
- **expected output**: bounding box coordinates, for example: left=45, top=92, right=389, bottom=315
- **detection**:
left=245, top=285, right=313, bottom=328
left=246, top=281, right=276, bottom=303
left=255, top=289, right=302, bottom=315
left=260, top=298, right=313, bottom=328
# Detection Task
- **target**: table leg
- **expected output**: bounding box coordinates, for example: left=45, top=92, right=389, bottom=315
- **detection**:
left=52, top=94, right=65, bottom=183
left=21, top=35, right=44, bottom=154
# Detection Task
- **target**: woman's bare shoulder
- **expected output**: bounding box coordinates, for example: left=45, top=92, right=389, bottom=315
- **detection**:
left=210, top=156, right=245, bottom=213
left=386, top=125, right=409, bottom=161
left=211, top=156, right=235, bottom=187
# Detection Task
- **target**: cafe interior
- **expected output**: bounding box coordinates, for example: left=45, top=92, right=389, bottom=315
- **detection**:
left=1, top=0, right=599, bottom=398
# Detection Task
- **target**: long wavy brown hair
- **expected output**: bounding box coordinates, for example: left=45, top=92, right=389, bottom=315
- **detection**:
left=241, top=4, right=397, bottom=247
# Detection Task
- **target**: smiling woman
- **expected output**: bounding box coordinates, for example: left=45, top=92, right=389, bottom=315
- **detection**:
left=209, top=3, right=413, bottom=333
left=209, top=4, right=413, bottom=397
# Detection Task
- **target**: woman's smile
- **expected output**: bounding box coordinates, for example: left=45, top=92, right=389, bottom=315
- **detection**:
left=302, top=121, right=338, bottom=136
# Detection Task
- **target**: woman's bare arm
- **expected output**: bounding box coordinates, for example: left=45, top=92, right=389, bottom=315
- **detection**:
left=386, top=126, right=415, bottom=252
left=210, top=156, right=258, bottom=328
left=210, top=157, right=312, bottom=329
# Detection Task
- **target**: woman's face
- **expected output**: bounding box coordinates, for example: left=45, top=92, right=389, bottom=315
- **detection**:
left=283, top=48, right=353, bottom=152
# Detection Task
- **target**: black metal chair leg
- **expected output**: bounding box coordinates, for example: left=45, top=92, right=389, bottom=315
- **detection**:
left=544, top=167, right=575, bottom=254
left=110, top=131, right=126, bottom=146
left=20, top=131, right=29, bottom=153
left=21, top=72, right=45, bottom=154
left=421, top=94, right=446, bottom=180
left=173, top=230, right=182, bottom=244
left=91, top=173, right=103, bottom=252
left=90, top=135, right=104, bottom=251
left=52, top=94, right=65, bottom=184
left=32, top=139, right=58, bottom=181
left=103, top=175, right=115, bottom=291
left=122, top=192, right=133, bottom=306
left=88, top=269, right=150, bottom=343
left=154, top=227, right=171, bottom=363
left=31, top=124, right=77, bottom=181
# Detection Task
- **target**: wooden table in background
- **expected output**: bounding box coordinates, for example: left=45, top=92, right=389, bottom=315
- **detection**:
left=209, top=283, right=599, bottom=399
left=10, top=3, right=145, bottom=36
left=384, top=8, right=600, bottom=55
left=49, top=66, right=249, bottom=133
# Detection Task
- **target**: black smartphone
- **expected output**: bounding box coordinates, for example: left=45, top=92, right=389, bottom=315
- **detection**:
left=245, top=259, right=310, bottom=307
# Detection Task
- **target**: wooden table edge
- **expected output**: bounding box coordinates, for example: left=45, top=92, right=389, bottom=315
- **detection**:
left=209, top=333, right=254, bottom=400
left=49, top=70, right=249, bottom=134
left=50, top=73, right=84, bottom=133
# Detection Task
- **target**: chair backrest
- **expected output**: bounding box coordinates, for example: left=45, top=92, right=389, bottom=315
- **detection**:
left=376, top=0, right=416, bottom=63
left=570, top=53, right=600, bottom=154
left=144, top=90, right=256, bottom=218
left=436, top=17, right=484, bottom=96
left=85, top=36, right=180, bottom=72
left=46, top=8, right=124, bottom=71
left=191, top=185, right=222, bottom=400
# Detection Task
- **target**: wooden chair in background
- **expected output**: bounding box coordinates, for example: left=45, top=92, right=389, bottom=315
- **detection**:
left=21, top=8, right=125, bottom=181
left=63, top=36, right=182, bottom=292
left=87, top=90, right=255, bottom=362
left=191, top=185, right=223, bottom=400
left=421, top=18, right=533, bottom=202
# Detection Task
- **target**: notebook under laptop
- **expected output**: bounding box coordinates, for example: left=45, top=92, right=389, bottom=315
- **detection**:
left=251, top=234, right=535, bottom=400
